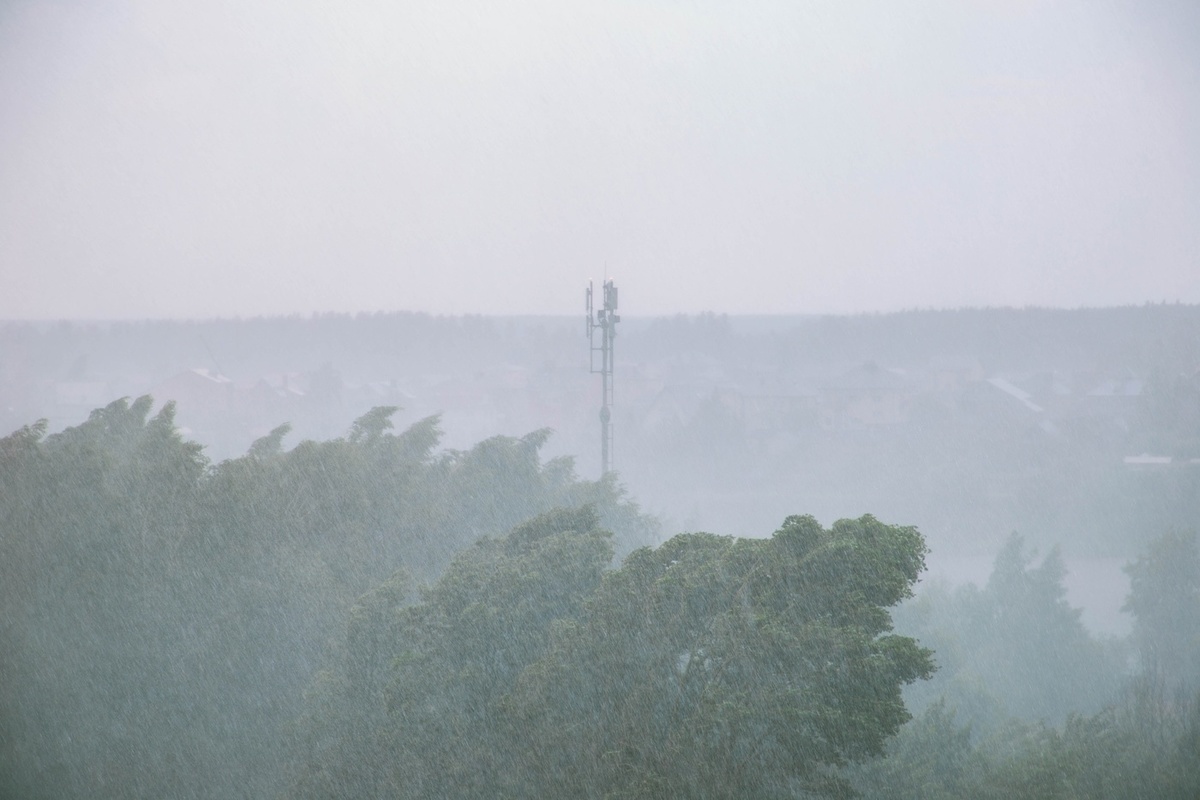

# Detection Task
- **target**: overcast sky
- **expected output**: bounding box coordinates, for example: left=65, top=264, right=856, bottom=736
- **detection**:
left=1, top=1, right=1197, bottom=319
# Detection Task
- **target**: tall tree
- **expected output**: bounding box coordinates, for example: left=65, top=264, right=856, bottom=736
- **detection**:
left=1124, top=529, right=1200, bottom=694
left=898, top=533, right=1124, bottom=730
left=301, top=512, right=934, bottom=798
left=511, top=514, right=933, bottom=799
left=1, top=402, right=657, bottom=799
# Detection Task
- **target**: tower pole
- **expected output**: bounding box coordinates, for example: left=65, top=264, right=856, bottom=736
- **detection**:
left=587, top=279, right=619, bottom=476
left=600, top=306, right=611, bottom=476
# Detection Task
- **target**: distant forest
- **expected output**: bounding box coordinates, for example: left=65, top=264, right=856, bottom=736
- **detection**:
left=4, top=304, right=1198, bottom=393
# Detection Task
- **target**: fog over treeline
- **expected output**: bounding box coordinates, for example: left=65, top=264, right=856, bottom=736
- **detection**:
left=5, top=305, right=1198, bottom=551
left=2, top=305, right=1200, bottom=797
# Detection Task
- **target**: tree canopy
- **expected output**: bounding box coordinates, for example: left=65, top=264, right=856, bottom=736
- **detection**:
left=291, top=512, right=934, bottom=798
left=0, top=400, right=655, bottom=799
left=895, top=533, right=1124, bottom=731
left=1124, top=529, right=1200, bottom=694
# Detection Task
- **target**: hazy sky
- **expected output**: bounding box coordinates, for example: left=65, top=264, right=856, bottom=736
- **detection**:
left=1, top=1, right=1197, bottom=319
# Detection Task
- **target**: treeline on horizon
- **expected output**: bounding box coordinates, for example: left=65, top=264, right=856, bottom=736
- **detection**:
left=3, top=303, right=1198, bottom=381
left=2, top=399, right=1199, bottom=798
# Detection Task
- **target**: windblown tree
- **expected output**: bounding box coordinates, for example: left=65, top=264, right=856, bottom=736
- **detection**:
left=0, top=400, right=654, bottom=799
left=293, top=511, right=934, bottom=799
left=511, top=514, right=933, bottom=799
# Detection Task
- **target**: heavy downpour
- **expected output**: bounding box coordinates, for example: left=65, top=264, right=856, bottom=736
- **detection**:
left=2, top=3, right=1199, bottom=798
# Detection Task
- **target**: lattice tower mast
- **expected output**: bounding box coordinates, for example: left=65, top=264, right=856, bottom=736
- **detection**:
left=586, top=279, right=619, bottom=475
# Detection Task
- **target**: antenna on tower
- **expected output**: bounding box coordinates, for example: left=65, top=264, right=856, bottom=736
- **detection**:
left=586, top=278, right=619, bottom=475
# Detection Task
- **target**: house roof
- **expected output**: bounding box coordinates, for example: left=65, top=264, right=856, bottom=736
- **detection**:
left=1123, top=454, right=1172, bottom=466
left=1087, top=379, right=1144, bottom=398
left=986, top=377, right=1044, bottom=412
left=188, top=367, right=232, bottom=385
left=821, top=361, right=907, bottom=392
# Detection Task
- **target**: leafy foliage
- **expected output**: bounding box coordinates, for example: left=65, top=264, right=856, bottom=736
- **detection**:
left=1124, top=529, right=1200, bottom=693
left=850, top=686, right=1200, bottom=800
left=850, top=529, right=1200, bottom=799
left=0, top=401, right=654, bottom=799
left=292, top=512, right=934, bottom=798
left=897, top=533, right=1124, bottom=730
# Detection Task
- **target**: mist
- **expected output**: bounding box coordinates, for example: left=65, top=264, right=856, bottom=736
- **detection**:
left=3, top=2, right=1200, bottom=798
left=2, top=1, right=1198, bottom=318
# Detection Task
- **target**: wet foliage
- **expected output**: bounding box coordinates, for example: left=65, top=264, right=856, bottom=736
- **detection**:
left=848, top=529, right=1200, bottom=799
left=895, top=533, right=1126, bottom=730
left=848, top=683, right=1200, bottom=800
left=290, top=511, right=933, bottom=798
left=0, top=399, right=654, bottom=798
left=3, top=393, right=1199, bottom=798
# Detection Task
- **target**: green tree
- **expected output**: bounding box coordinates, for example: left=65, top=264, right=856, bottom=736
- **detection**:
left=851, top=688, right=1200, bottom=800
left=290, top=513, right=932, bottom=799
left=1, top=401, right=658, bottom=799
left=898, top=533, right=1124, bottom=730
left=509, top=514, right=933, bottom=798
left=1124, top=529, right=1200, bottom=693
left=847, top=701, right=979, bottom=800
left=0, top=397, right=210, bottom=798
left=290, top=506, right=615, bottom=798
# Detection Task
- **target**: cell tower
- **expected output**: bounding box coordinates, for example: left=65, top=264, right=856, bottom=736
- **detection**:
left=586, top=279, right=619, bottom=475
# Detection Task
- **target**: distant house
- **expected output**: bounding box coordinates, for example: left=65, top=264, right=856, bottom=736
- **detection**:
left=926, top=356, right=985, bottom=392
left=638, top=385, right=712, bottom=434
left=1008, top=371, right=1075, bottom=416
left=615, top=362, right=667, bottom=408
left=1087, top=378, right=1145, bottom=399
left=257, top=372, right=307, bottom=400
left=986, top=377, right=1045, bottom=413
left=818, top=362, right=911, bottom=428
left=151, top=368, right=234, bottom=414
left=1085, top=377, right=1143, bottom=412
left=240, top=373, right=307, bottom=423
left=1123, top=453, right=1172, bottom=470
left=739, top=389, right=819, bottom=436
left=1082, top=375, right=1144, bottom=429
